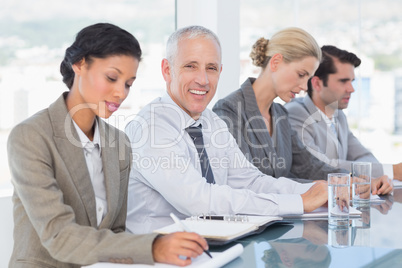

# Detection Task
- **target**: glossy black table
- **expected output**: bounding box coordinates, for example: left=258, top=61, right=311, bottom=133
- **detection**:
left=217, top=188, right=402, bottom=268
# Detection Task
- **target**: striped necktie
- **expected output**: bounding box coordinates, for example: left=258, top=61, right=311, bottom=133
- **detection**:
left=186, top=124, right=215, bottom=184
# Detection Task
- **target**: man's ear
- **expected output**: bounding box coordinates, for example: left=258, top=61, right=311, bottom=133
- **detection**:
left=269, top=53, right=283, bottom=72
left=161, top=58, right=172, bottom=83
left=311, top=76, right=323, bottom=92
left=72, top=58, right=86, bottom=75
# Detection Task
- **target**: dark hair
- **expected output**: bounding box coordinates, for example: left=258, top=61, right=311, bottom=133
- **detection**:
left=60, top=23, right=142, bottom=89
left=307, top=45, right=361, bottom=97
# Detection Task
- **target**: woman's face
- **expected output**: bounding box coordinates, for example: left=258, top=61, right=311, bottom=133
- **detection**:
left=271, top=55, right=319, bottom=103
left=73, top=55, right=139, bottom=119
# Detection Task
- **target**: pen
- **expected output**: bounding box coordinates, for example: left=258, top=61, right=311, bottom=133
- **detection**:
left=169, top=213, right=213, bottom=258
left=198, top=215, right=224, bottom=220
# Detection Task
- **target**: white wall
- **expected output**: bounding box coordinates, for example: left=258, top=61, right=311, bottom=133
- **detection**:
left=176, top=0, right=240, bottom=103
left=0, top=196, right=14, bottom=267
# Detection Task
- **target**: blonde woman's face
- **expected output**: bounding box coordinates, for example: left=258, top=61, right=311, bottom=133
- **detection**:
left=272, top=56, right=319, bottom=103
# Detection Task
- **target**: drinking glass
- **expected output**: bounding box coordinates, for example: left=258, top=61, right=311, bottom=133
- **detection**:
left=352, top=162, right=372, bottom=206
left=328, top=173, right=350, bottom=227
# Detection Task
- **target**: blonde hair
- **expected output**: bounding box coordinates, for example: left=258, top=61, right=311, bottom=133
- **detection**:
left=250, top=27, right=321, bottom=68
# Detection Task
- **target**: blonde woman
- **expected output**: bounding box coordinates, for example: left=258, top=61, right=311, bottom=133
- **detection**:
left=213, top=27, right=393, bottom=196
left=213, top=27, right=337, bottom=182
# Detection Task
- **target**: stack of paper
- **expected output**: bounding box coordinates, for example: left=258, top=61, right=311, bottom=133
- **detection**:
left=283, top=206, right=362, bottom=219
left=85, top=243, right=243, bottom=268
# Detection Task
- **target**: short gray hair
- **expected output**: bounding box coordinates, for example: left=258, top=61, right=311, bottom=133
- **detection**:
left=166, top=25, right=221, bottom=64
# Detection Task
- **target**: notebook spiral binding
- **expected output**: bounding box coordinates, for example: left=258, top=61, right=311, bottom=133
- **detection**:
left=189, top=214, right=249, bottom=223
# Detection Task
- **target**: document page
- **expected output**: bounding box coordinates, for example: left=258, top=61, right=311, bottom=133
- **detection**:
left=85, top=243, right=243, bottom=268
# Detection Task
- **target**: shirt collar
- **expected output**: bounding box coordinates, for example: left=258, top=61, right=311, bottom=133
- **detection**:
left=161, top=92, right=206, bottom=130
left=72, top=118, right=101, bottom=152
left=317, top=108, right=336, bottom=126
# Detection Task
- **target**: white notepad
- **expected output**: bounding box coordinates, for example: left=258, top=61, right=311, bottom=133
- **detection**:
left=283, top=206, right=362, bottom=219
left=85, top=243, right=243, bottom=268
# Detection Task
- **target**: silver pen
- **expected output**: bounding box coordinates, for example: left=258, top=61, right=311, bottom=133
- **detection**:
left=169, top=213, right=213, bottom=258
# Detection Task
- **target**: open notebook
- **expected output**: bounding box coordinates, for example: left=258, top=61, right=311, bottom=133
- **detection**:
left=154, top=215, right=282, bottom=245
left=85, top=243, right=243, bottom=268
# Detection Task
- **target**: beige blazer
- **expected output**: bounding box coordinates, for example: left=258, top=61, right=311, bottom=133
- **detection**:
left=8, top=93, right=158, bottom=268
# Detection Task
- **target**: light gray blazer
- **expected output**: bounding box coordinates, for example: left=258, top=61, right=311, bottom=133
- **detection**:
left=212, top=78, right=345, bottom=182
left=7, top=93, right=158, bottom=268
left=285, top=95, right=383, bottom=177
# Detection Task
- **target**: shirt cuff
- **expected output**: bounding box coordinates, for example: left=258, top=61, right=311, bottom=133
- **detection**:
left=293, top=182, right=314, bottom=194
left=276, top=194, right=304, bottom=215
left=382, top=164, right=394, bottom=179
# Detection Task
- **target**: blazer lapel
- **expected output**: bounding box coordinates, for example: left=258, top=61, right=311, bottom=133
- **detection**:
left=98, top=119, right=120, bottom=229
left=49, top=93, right=98, bottom=227
left=335, top=110, right=348, bottom=159
left=303, top=95, right=340, bottom=158
left=304, top=95, right=322, bottom=123
left=269, top=104, right=288, bottom=176
left=242, top=80, right=277, bottom=171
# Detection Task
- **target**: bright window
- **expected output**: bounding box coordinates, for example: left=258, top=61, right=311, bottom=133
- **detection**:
left=240, top=0, right=402, bottom=164
left=0, top=0, right=175, bottom=190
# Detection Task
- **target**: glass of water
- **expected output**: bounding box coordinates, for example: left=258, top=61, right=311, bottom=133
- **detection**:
left=328, top=173, right=350, bottom=227
left=352, top=162, right=372, bottom=206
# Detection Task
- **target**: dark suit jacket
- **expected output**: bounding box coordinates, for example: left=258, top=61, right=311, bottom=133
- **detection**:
left=285, top=95, right=383, bottom=177
left=7, top=93, right=158, bottom=268
left=213, top=78, right=345, bottom=181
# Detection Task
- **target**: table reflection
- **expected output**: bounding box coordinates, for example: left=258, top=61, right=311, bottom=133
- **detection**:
left=393, top=187, right=402, bottom=203
left=352, top=205, right=370, bottom=247
left=236, top=221, right=332, bottom=268
left=222, top=189, right=402, bottom=267
left=261, top=238, right=331, bottom=268
left=302, top=220, right=328, bottom=245
left=329, top=225, right=351, bottom=248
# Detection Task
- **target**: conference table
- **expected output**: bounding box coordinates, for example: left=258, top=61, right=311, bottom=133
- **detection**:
left=216, top=187, right=402, bottom=268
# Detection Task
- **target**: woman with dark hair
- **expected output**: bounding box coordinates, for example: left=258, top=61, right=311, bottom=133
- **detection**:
left=8, top=23, right=207, bottom=267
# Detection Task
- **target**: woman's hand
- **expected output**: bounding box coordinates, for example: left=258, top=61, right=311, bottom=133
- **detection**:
left=152, top=232, right=208, bottom=266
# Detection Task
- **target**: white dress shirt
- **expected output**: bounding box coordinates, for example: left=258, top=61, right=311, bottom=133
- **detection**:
left=316, top=109, right=337, bottom=136
left=73, top=119, right=107, bottom=226
left=125, top=94, right=312, bottom=234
